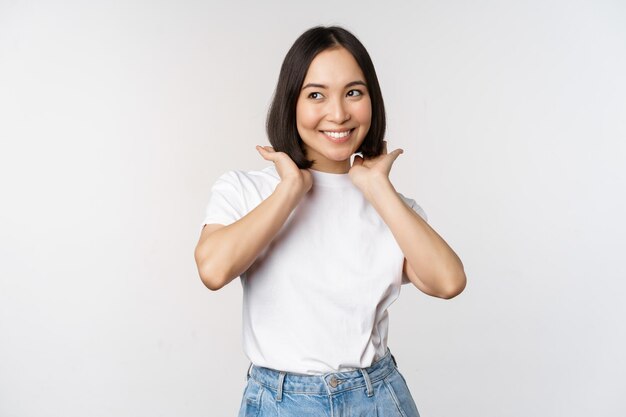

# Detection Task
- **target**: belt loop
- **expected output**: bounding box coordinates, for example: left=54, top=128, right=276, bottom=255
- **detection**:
left=391, top=353, right=398, bottom=368
left=246, top=362, right=253, bottom=381
left=360, top=368, right=374, bottom=397
left=276, top=371, right=286, bottom=402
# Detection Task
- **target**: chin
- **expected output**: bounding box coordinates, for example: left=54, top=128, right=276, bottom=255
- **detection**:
left=324, top=149, right=354, bottom=161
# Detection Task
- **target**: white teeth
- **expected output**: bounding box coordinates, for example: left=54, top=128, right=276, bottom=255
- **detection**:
left=323, top=130, right=351, bottom=138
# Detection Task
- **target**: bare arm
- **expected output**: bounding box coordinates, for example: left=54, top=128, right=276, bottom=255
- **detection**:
left=194, top=145, right=312, bottom=291
left=350, top=141, right=466, bottom=299
left=194, top=180, right=305, bottom=290
left=370, top=177, right=466, bottom=299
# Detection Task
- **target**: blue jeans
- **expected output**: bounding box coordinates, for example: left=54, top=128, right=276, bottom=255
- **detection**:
left=238, top=347, right=421, bottom=417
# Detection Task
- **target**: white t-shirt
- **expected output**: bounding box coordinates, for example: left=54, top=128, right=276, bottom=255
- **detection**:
left=201, top=165, right=427, bottom=375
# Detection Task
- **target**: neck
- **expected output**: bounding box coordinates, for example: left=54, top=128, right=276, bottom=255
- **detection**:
left=310, top=162, right=351, bottom=174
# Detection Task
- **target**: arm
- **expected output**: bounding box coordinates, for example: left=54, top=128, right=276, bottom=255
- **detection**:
left=350, top=141, right=466, bottom=298
left=195, top=144, right=312, bottom=291
left=194, top=180, right=305, bottom=291
left=367, top=176, right=466, bottom=299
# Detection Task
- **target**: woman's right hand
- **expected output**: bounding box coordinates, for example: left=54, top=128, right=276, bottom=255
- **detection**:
left=256, top=145, right=312, bottom=196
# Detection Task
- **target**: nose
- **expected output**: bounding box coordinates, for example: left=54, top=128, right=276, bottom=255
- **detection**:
left=327, top=96, right=350, bottom=123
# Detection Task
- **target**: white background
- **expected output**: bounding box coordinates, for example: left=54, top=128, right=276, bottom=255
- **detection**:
left=1, top=1, right=625, bottom=416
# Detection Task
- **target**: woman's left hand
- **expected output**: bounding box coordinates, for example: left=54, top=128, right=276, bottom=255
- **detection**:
left=349, top=140, right=404, bottom=200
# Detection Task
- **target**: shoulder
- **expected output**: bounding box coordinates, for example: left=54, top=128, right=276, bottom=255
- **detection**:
left=212, top=165, right=280, bottom=193
left=248, top=164, right=280, bottom=184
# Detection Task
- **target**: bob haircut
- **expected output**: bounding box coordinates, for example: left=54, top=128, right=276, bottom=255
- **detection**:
left=266, top=26, right=386, bottom=169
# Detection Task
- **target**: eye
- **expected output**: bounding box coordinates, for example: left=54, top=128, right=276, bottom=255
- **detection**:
left=347, top=89, right=363, bottom=97
left=307, top=92, right=324, bottom=100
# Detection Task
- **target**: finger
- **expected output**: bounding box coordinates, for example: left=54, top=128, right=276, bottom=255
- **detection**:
left=256, top=145, right=277, bottom=161
left=389, top=148, right=404, bottom=161
left=352, top=154, right=364, bottom=166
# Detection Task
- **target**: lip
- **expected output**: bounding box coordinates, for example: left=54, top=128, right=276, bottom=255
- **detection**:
left=319, top=128, right=353, bottom=133
left=319, top=128, right=355, bottom=143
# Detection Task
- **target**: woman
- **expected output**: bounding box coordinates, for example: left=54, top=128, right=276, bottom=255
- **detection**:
left=195, top=25, right=466, bottom=417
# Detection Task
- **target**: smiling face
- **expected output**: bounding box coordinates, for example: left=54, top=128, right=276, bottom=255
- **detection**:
left=296, top=46, right=372, bottom=173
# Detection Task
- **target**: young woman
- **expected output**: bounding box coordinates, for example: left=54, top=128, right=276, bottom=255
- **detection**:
left=195, top=25, right=466, bottom=417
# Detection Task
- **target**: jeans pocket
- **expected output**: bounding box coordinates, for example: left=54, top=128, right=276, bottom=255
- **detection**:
left=238, top=378, right=263, bottom=417
left=382, top=369, right=421, bottom=417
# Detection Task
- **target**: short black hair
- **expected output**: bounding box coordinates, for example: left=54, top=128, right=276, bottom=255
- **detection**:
left=266, top=26, right=386, bottom=169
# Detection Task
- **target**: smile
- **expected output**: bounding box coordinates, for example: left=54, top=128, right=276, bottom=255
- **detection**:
left=319, top=128, right=355, bottom=143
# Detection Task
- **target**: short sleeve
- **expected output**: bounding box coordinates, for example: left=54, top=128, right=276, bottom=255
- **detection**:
left=397, top=192, right=428, bottom=285
left=397, top=192, right=428, bottom=223
left=200, top=171, right=245, bottom=228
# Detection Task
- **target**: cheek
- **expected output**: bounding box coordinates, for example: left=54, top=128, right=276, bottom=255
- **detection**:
left=354, top=100, right=372, bottom=125
left=296, top=106, right=321, bottom=130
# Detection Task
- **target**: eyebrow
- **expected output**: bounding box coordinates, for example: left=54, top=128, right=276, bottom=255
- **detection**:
left=301, top=80, right=368, bottom=90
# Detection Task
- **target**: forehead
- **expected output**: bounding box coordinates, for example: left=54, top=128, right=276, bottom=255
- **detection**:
left=303, top=47, right=365, bottom=84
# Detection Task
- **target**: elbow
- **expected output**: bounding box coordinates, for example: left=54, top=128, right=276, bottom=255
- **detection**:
left=439, top=271, right=467, bottom=299
left=200, top=274, right=225, bottom=291
left=198, top=266, right=227, bottom=291
left=195, top=251, right=227, bottom=291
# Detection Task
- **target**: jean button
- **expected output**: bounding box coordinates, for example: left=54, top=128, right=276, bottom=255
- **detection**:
left=329, top=376, right=339, bottom=388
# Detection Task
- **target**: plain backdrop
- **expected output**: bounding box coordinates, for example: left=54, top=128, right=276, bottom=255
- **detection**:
left=1, top=1, right=625, bottom=416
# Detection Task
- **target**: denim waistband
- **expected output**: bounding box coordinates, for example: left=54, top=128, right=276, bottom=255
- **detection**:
left=247, top=347, right=398, bottom=397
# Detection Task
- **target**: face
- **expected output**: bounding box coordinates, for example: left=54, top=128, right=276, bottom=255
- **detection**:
left=296, top=46, right=372, bottom=173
